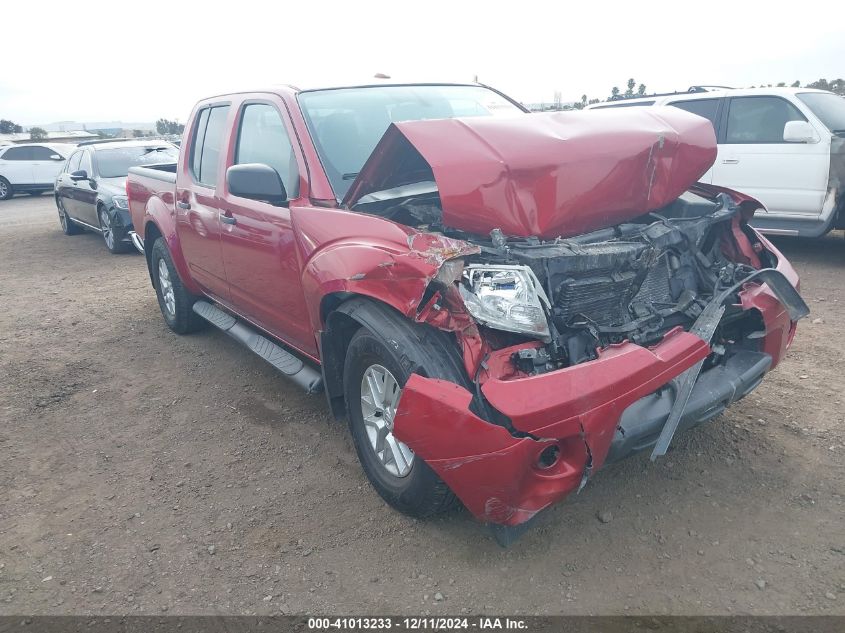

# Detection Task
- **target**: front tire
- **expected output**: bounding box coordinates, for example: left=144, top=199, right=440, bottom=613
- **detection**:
left=0, top=177, right=12, bottom=200
left=98, top=205, right=130, bottom=254
left=342, top=315, right=465, bottom=518
left=150, top=238, right=206, bottom=334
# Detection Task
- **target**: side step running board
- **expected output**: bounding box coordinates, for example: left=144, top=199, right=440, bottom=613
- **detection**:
left=192, top=301, right=323, bottom=394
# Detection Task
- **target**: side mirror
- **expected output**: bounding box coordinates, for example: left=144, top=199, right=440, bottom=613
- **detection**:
left=50, top=154, right=64, bottom=161
left=226, top=163, right=287, bottom=205
left=783, top=120, right=817, bottom=143
left=69, top=169, right=89, bottom=181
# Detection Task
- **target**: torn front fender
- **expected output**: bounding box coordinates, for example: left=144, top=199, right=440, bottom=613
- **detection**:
left=293, top=205, right=479, bottom=335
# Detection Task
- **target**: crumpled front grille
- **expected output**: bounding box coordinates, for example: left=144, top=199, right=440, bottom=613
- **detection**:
left=632, top=253, right=674, bottom=306
left=554, top=254, right=676, bottom=327
left=554, top=270, right=636, bottom=326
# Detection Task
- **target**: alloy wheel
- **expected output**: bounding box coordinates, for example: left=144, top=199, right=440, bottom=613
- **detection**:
left=0, top=181, right=8, bottom=198
left=157, top=259, right=176, bottom=318
left=99, top=208, right=114, bottom=250
left=360, top=364, right=414, bottom=477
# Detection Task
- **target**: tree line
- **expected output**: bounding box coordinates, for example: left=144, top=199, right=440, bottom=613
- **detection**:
left=0, top=118, right=185, bottom=140
left=567, top=77, right=845, bottom=110
left=156, top=118, right=184, bottom=135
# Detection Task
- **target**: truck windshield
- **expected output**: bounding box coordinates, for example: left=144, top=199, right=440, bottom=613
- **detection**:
left=298, top=85, right=524, bottom=198
left=797, top=92, right=845, bottom=135
left=96, top=145, right=179, bottom=178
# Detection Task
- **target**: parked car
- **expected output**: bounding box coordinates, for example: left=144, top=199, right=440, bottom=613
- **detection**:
left=587, top=87, right=845, bottom=238
left=0, top=142, right=75, bottom=200
left=126, top=83, right=807, bottom=543
left=55, top=140, right=178, bottom=253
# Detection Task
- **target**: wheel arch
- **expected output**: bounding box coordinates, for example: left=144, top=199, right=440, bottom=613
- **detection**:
left=96, top=199, right=108, bottom=225
left=318, top=293, right=469, bottom=420
left=143, top=220, right=164, bottom=285
left=141, top=200, right=201, bottom=295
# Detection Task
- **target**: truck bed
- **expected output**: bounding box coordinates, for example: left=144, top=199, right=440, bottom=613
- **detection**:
left=129, top=162, right=177, bottom=181
left=126, top=163, right=178, bottom=246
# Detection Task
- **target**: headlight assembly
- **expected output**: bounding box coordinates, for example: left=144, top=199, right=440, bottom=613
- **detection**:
left=459, top=264, right=551, bottom=341
left=112, top=195, right=129, bottom=210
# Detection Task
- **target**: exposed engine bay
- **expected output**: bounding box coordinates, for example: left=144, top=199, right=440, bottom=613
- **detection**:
left=355, top=186, right=778, bottom=373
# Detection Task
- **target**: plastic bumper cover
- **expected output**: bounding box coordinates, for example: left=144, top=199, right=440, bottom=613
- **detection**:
left=393, top=330, right=711, bottom=527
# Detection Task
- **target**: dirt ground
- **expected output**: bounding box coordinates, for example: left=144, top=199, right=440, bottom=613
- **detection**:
left=0, top=194, right=843, bottom=616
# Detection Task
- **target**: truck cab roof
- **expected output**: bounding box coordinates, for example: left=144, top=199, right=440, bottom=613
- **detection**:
left=199, top=79, right=511, bottom=102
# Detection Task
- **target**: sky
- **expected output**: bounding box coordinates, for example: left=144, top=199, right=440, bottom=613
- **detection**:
left=2, top=0, right=844, bottom=125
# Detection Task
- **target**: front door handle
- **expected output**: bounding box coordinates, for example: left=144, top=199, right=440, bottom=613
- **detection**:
left=176, top=200, right=191, bottom=210
left=220, top=213, right=237, bottom=225
left=722, top=158, right=740, bottom=164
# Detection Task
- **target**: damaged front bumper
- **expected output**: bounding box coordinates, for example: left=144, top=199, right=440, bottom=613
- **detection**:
left=393, top=330, right=711, bottom=527
left=605, top=349, right=770, bottom=464
left=393, top=259, right=808, bottom=528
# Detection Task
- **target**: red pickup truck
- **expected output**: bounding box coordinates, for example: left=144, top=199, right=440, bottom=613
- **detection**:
left=127, top=82, right=808, bottom=543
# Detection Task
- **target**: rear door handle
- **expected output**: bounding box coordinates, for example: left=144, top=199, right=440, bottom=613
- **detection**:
left=176, top=201, right=191, bottom=210
left=722, top=158, right=740, bottom=164
left=220, top=213, right=237, bottom=225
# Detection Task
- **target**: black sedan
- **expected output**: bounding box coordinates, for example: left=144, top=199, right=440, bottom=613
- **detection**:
left=55, top=140, right=178, bottom=253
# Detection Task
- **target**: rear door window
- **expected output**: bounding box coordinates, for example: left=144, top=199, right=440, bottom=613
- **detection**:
left=190, top=105, right=230, bottom=187
left=234, top=103, right=300, bottom=198
left=668, top=98, right=721, bottom=130
left=2, top=146, right=34, bottom=160
left=29, top=146, right=60, bottom=160
left=190, top=108, right=210, bottom=181
left=725, top=96, right=806, bottom=144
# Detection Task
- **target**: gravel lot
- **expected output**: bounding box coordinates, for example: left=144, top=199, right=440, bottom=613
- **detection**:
left=0, top=195, right=843, bottom=616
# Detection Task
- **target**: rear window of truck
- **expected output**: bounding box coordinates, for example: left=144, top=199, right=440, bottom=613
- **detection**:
left=190, top=105, right=230, bottom=187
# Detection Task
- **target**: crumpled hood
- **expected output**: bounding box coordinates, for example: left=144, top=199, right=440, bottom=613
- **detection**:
left=344, top=107, right=717, bottom=239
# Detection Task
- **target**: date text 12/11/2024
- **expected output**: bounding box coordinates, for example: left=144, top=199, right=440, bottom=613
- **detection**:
left=307, top=617, right=528, bottom=630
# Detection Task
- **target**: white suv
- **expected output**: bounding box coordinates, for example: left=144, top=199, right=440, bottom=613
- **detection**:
left=587, top=88, right=845, bottom=238
left=0, top=143, right=76, bottom=200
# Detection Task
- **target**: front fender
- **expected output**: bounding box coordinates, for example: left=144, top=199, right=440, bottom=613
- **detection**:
left=305, top=241, right=441, bottom=330
left=299, top=231, right=478, bottom=335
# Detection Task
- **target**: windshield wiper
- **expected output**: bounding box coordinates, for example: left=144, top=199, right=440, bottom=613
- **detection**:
left=342, top=172, right=359, bottom=180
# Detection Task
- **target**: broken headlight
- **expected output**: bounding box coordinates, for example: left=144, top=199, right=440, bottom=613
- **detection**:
left=459, top=264, right=551, bottom=341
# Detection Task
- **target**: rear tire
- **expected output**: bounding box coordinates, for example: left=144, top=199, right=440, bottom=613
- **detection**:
left=0, top=177, right=12, bottom=200
left=342, top=312, right=466, bottom=518
left=57, top=198, right=81, bottom=235
left=150, top=238, right=206, bottom=334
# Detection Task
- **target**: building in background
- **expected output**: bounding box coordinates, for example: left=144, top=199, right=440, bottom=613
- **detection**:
left=0, top=130, right=99, bottom=145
